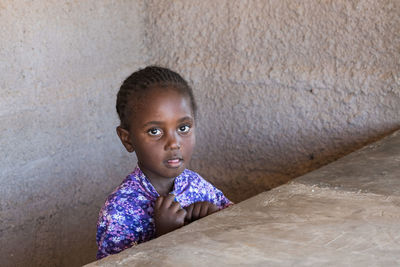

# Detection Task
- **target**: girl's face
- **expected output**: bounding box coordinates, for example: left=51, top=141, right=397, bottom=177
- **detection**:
left=118, top=86, right=196, bottom=183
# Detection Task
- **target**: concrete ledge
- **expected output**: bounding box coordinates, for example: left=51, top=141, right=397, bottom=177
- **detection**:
left=86, top=130, right=400, bottom=267
left=294, top=130, right=400, bottom=196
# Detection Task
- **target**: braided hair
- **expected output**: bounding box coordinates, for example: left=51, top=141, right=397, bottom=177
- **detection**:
left=116, top=66, right=197, bottom=129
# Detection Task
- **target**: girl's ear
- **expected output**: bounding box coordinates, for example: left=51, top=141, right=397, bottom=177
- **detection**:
left=116, top=126, right=135, bottom=153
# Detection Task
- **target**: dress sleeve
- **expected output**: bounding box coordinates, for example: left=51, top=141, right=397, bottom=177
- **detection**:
left=209, top=186, right=234, bottom=209
left=195, top=174, right=233, bottom=209
left=96, top=195, right=153, bottom=259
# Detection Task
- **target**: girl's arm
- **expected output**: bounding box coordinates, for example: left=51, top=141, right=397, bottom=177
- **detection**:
left=96, top=199, right=150, bottom=259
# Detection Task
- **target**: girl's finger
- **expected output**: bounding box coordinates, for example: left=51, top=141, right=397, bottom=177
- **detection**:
left=185, top=204, right=194, bottom=222
left=209, top=204, right=219, bottom=214
left=171, top=201, right=182, bottom=213
left=162, top=194, right=175, bottom=209
left=199, top=202, right=209, bottom=218
left=155, top=196, right=164, bottom=210
left=177, top=208, right=187, bottom=221
left=192, top=202, right=202, bottom=220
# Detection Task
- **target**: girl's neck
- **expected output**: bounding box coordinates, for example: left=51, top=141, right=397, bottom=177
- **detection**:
left=151, top=177, right=175, bottom=197
left=138, top=164, right=176, bottom=196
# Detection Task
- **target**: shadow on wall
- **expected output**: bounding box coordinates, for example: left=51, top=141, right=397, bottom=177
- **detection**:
left=192, top=126, right=400, bottom=203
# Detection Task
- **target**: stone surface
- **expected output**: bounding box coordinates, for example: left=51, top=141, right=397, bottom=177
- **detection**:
left=86, top=129, right=400, bottom=266
left=295, top=130, right=400, bottom=196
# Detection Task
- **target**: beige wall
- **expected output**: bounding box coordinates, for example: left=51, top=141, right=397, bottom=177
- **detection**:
left=145, top=0, right=400, bottom=202
left=0, top=1, right=145, bottom=266
left=1, top=0, right=399, bottom=266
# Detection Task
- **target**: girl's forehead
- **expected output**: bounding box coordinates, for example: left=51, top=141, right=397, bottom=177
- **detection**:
left=131, top=86, right=191, bottom=109
left=128, top=86, right=194, bottom=119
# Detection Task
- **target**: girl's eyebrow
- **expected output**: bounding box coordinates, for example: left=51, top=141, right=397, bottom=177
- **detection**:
left=142, top=116, right=193, bottom=128
left=142, top=121, right=163, bottom=127
left=178, top=116, right=194, bottom=123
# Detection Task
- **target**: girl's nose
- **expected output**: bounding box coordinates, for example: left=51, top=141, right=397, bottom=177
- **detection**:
left=164, top=132, right=181, bottom=150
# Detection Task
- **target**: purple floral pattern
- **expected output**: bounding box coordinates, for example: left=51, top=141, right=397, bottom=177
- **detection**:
left=96, top=166, right=232, bottom=259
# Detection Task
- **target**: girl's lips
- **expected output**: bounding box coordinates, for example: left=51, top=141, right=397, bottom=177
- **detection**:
left=165, top=158, right=183, bottom=168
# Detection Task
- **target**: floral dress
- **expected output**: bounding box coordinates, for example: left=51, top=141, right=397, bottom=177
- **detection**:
left=96, top=166, right=232, bottom=259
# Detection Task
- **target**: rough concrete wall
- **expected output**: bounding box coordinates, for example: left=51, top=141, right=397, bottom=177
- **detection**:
left=0, top=1, right=145, bottom=266
left=144, top=0, right=400, bottom=202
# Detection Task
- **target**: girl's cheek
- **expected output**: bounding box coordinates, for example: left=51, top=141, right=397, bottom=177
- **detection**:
left=187, top=136, right=196, bottom=149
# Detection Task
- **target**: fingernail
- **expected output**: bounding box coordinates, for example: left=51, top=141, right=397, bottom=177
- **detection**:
left=169, top=193, right=177, bottom=202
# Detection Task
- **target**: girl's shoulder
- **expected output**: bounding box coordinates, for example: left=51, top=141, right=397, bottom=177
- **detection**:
left=180, top=169, right=216, bottom=190
left=102, top=172, right=154, bottom=212
left=181, top=168, right=204, bottom=182
left=181, top=168, right=200, bottom=176
left=177, top=169, right=232, bottom=207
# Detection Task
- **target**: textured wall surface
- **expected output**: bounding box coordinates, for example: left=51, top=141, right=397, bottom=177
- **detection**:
left=0, top=1, right=145, bottom=266
left=144, top=0, right=400, bottom=202
left=1, top=0, right=400, bottom=266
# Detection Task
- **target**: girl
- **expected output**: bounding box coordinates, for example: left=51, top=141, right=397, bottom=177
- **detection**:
left=96, top=66, right=232, bottom=259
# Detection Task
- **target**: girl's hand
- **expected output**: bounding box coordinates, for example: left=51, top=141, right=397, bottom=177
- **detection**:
left=154, top=194, right=187, bottom=237
left=184, top=201, right=219, bottom=224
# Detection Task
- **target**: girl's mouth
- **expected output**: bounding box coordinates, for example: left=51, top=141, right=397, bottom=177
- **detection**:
left=165, top=158, right=183, bottom=168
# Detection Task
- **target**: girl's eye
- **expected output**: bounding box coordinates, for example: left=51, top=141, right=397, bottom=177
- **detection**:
left=178, top=125, right=190, bottom=133
left=148, top=128, right=162, bottom=136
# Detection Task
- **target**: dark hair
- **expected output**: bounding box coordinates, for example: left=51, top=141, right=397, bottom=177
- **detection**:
left=116, top=66, right=197, bottom=129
